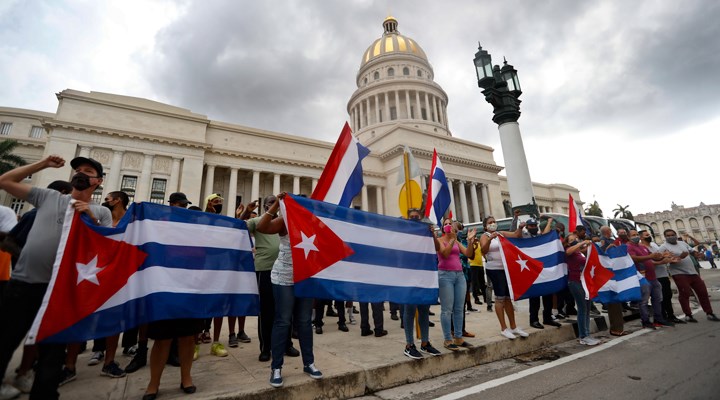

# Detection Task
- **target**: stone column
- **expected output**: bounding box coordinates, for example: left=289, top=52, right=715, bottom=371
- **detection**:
left=375, top=94, right=381, bottom=123
left=425, top=92, right=432, bottom=122
left=420, top=175, right=427, bottom=191
left=293, top=176, right=300, bottom=195
left=168, top=157, right=181, bottom=193
left=394, top=90, right=400, bottom=120
left=78, top=145, right=91, bottom=158
left=470, top=182, right=481, bottom=222
left=363, top=98, right=369, bottom=127
left=405, top=90, right=411, bottom=119
left=481, top=183, right=491, bottom=217
left=251, top=170, right=260, bottom=203
left=226, top=167, right=238, bottom=217
left=204, top=164, right=216, bottom=201
left=361, top=185, right=369, bottom=211
left=312, top=178, right=318, bottom=192
left=433, top=96, right=440, bottom=124
left=458, top=180, right=469, bottom=223
left=384, top=92, right=390, bottom=122
left=442, top=102, right=449, bottom=128
left=272, top=173, right=281, bottom=195
left=447, top=179, right=457, bottom=220
left=415, top=91, right=422, bottom=120
left=103, top=150, right=124, bottom=197
left=375, top=186, right=384, bottom=215
left=136, top=154, right=155, bottom=202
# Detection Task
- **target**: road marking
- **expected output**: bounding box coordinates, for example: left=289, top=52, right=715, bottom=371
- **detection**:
left=435, top=308, right=703, bottom=400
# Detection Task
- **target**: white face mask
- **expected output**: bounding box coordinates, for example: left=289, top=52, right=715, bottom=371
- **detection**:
left=486, top=223, right=498, bottom=232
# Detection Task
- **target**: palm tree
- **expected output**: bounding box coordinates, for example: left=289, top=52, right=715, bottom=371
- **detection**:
left=0, top=139, right=28, bottom=174
left=612, top=204, right=634, bottom=220
left=585, top=201, right=604, bottom=217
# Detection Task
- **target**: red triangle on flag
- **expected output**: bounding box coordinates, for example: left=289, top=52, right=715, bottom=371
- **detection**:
left=282, top=195, right=354, bottom=283
left=36, top=213, right=148, bottom=342
left=498, top=236, right=544, bottom=300
left=582, top=244, right=614, bottom=300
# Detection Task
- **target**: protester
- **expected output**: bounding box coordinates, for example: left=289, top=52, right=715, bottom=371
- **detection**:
left=256, top=193, right=322, bottom=388
left=479, top=216, right=529, bottom=340
left=627, top=230, right=673, bottom=329
left=0, top=155, right=111, bottom=400
left=524, top=218, right=561, bottom=329
left=564, top=234, right=600, bottom=345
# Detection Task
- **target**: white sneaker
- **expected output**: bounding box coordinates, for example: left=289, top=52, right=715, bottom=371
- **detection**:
left=0, top=383, right=21, bottom=400
left=347, top=308, right=356, bottom=325
left=88, top=351, right=104, bottom=366
left=13, top=370, right=33, bottom=394
left=512, top=327, right=529, bottom=338
left=501, top=328, right=517, bottom=340
left=581, top=337, right=600, bottom=346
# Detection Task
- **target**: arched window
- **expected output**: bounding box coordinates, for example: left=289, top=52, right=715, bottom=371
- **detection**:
left=417, top=70, right=422, bottom=77
left=704, top=216, right=714, bottom=228
left=364, top=77, right=367, bottom=85
left=387, top=68, right=394, bottom=77
left=403, top=67, right=410, bottom=76
left=675, top=219, right=686, bottom=231
left=373, top=71, right=380, bottom=80
left=662, top=221, right=671, bottom=230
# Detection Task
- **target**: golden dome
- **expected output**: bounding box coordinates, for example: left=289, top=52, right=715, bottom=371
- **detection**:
left=360, top=17, right=428, bottom=67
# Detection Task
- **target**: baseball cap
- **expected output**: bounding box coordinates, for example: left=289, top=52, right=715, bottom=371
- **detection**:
left=526, top=218, right=538, bottom=225
left=168, top=192, right=191, bottom=205
left=70, top=157, right=104, bottom=177
left=205, top=193, right=223, bottom=203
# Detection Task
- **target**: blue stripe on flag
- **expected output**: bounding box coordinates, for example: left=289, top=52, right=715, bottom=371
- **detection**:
left=342, top=243, right=437, bottom=272
left=136, top=243, right=255, bottom=272
left=295, top=278, right=439, bottom=305
left=519, top=279, right=568, bottom=300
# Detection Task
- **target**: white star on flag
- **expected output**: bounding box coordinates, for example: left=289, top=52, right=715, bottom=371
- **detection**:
left=590, top=265, right=596, bottom=278
left=516, top=255, right=530, bottom=272
left=294, top=232, right=318, bottom=259
left=76, top=255, right=105, bottom=285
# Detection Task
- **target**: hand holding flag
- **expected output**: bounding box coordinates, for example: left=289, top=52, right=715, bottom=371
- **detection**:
left=582, top=243, right=615, bottom=300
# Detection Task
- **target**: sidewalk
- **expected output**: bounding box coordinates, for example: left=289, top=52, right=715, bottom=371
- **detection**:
left=6, top=267, right=718, bottom=400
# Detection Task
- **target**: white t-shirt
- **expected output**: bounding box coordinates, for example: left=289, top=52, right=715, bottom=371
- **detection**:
left=0, top=205, right=17, bottom=232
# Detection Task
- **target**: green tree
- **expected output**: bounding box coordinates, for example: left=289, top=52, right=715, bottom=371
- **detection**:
left=612, top=204, right=634, bottom=220
left=0, top=140, right=27, bottom=174
left=585, top=201, right=604, bottom=217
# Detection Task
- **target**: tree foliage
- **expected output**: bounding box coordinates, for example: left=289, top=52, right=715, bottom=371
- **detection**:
left=612, top=204, right=634, bottom=220
left=585, top=201, right=604, bottom=217
left=0, top=140, right=28, bottom=175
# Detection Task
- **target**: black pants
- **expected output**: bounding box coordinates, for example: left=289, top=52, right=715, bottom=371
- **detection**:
left=529, top=295, right=554, bottom=323
left=658, top=276, right=675, bottom=319
left=256, top=270, right=293, bottom=355
left=470, top=266, right=487, bottom=302
left=556, top=286, right=576, bottom=314
left=313, top=299, right=346, bottom=327
left=359, top=302, right=384, bottom=333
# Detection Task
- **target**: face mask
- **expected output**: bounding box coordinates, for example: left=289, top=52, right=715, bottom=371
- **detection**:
left=569, top=240, right=579, bottom=246
left=666, top=237, right=678, bottom=245
left=630, top=237, right=641, bottom=244
left=486, top=223, right=497, bottom=232
left=71, top=173, right=92, bottom=191
left=619, top=235, right=628, bottom=240
left=102, top=201, right=113, bottom=211
left=527, top=228, right=539, bottom=235
left=642, top=237, right=652, bottom=243
left=443, top=225, right=452, bottom=233
left=213, top=204, right=223, bottom=214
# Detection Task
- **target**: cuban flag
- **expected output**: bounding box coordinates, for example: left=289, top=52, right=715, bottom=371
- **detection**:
left=498, top=231, right=567, bottom=301
left=27, top=202, right=259, bottom=344
left=568, top=194, right=589, bottom=232
left=424, top=149, right=451, bottom=226
left=582, top=243, right=615, bottom=300
left=280, top=194, right=438, bottom=304
left=594, top=245, right=642, bottom=303
left=311, top=122, right=370, bottom=207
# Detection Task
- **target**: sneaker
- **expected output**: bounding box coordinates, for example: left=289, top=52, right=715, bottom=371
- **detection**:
left=326, top=308, right=338, bottom=317
left=443, top=341, right=460, bottom=351
left=303, top=363, right=323, bottom=379
left=200, top=331, right=212, bottom=343
left=685, top=315, right=698, bottom=323
left=193, top=345, right=199, bottom=361
left=59, top=367, right=76, bottom=387
left=285, top=346, right=300, bottom=357
left=269, top=368, right=283, bottom=388
left=512, top=327, right=529, bottom=338
left=228, top=333, right=239, bottom=348
left=125, top=350, right=147, bottom=373
left=555, top=313, right=567, bottom=320
left=122, top=344, right=137, bottom=357
left=404, top=344, right=423, bottom=359
left=420, top=342, right=441, bottom=356
left=708, top=313, right=720, bottom=322
left=211, top=342, right=228, bottom=357
left=347, top=308, right=356, bottom=324
left=501, top=329, right=517, bottom=340
left=579, top=337, right=600, bottom=346
left=654, top=320, right=675, bottom=328
left=101, top=361, right=126, bottom=378
left=671, top=316, right=687, bottom=324
left=0, top=384, right=21, bottom=400
left=13, top=370, right=33, bottom=394
left=238, top=331, right=251, bottom=343
left=642, top=322, right=656, bottom=330
left=88, top=351, right=104, bottom=366
left=390, top=313, right=399, bottom=321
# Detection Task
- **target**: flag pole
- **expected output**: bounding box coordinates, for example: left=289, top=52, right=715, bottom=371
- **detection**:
left=403, top=151, right=413, bottom=217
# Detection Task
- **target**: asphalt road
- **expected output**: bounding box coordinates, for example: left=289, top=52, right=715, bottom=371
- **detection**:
left=362, top=268, right=720, bottom=400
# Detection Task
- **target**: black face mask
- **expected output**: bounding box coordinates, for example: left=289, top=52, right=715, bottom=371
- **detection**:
left=642, top=236, right=652, bottom=243
left=71, top=173, right=93, bottom=191
left=213, top=204, right=223, bottom=214
left=528, top=228, right=539, bottom=235
left=101, top=201, right=113, bottom=211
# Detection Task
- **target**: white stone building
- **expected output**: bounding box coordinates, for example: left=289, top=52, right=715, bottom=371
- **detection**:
left=0, top=17, right=580, bottom=221
left=636, top=203, right=720, bottom=243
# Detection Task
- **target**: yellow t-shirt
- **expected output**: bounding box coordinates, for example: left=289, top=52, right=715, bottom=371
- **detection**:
left=469, top=242, right=483, bottom=267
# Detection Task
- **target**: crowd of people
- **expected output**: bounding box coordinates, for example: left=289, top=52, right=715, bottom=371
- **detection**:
left=0, top=155, right=718, bottom=400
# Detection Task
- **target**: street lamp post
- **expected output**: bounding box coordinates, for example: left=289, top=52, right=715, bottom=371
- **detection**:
left=473, top=43, right=538, bottom=219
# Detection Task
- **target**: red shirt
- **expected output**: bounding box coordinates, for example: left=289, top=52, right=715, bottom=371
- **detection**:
left=627, top=242, right=656, bottom=281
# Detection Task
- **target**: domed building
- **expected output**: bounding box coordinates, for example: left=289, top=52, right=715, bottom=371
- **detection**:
left=0, top=17, right=580, bottom=221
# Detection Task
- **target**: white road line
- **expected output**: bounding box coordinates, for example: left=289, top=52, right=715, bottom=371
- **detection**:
left=435, top=308, right=702, bottom=400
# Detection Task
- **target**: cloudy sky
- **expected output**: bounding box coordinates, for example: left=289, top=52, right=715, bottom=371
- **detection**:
left=2, top=0, right=719, bottom=217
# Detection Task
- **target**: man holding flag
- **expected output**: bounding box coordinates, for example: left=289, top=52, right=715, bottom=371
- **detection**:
left=0, top=155, right=112, bottom=400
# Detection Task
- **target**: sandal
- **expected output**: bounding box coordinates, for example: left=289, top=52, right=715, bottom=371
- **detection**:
left=610, top=330, right=629, bottom=336
left=443, top=341, right=459, bottom=351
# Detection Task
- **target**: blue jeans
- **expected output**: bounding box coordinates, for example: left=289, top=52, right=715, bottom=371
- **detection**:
left=403, top=304, right=430, bottom=345
left=438, top=270, right=466, bottom=341
left=271, top=284, right=314, bottom=370
left=568, top=281, right=590, bottom=338
left=640, top=279, right=665, bottom=324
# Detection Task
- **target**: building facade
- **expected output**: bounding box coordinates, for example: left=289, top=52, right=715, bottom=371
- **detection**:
left=636, top=202, right=720, bottom=243
left=0, top=17, right=580, bottom=221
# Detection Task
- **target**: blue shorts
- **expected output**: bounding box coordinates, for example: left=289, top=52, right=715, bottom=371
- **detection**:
left=486, top=269, right=510, bottom=299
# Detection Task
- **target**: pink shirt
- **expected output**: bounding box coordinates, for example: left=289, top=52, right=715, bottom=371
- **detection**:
left=438, top=242, right=462, bottom=271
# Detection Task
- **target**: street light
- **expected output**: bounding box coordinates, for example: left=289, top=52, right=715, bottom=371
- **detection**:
left=473, top=43, right=538, bottom=219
